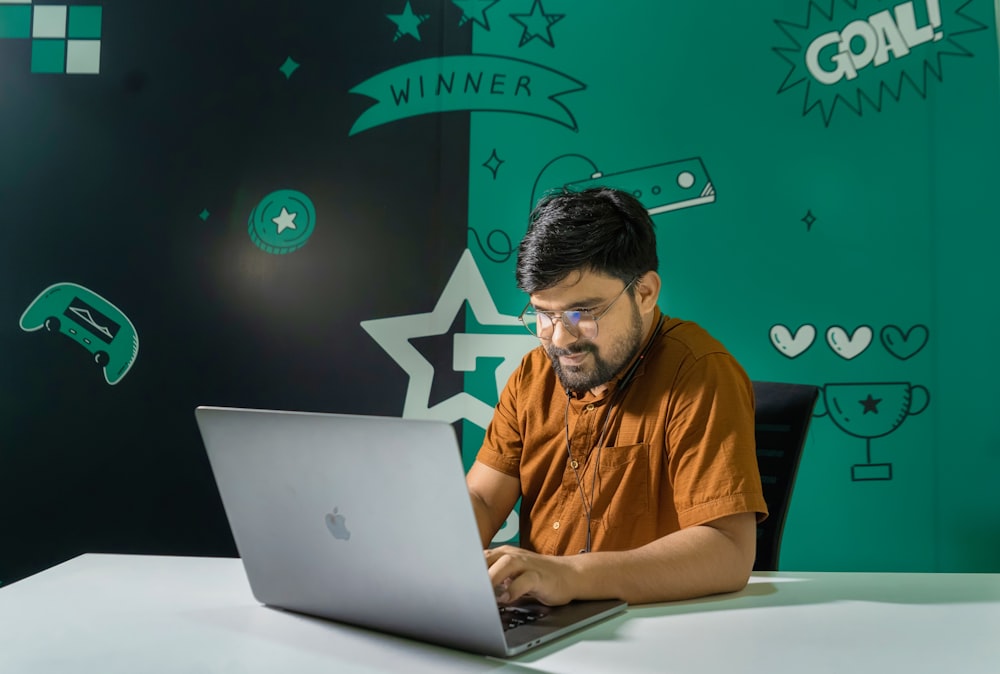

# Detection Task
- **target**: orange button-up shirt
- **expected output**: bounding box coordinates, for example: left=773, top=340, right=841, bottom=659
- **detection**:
left=476, top=310, right=767, bottom=555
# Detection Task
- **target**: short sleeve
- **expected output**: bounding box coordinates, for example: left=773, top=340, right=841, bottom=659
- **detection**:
left=475, top=357, right=526, bottom=478
left=665, top=353, right=768, bottom=528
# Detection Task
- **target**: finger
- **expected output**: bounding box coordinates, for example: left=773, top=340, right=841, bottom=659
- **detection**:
left=486, top=555, right=522, bottom=595
left=502, top=569, right=537, bottom=603
left=486, top=552, right=515, bottom=583
left=489, top=556, right=538, bottom=604
left=493, top=577, right=512, bottom=603
left=483, top=544, right=515, bottom=565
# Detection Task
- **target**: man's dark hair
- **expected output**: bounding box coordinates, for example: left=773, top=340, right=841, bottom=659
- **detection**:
left=515, top=187, right=659, bottom=293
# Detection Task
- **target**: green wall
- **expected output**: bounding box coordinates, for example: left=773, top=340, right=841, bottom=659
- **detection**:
left=462, top=0, right=1000, bottom=570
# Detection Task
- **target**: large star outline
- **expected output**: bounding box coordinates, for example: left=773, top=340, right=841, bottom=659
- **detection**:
left=361, top=249, right=537, bottom=428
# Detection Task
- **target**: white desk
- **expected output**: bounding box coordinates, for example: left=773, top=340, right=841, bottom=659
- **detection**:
left=1, top=554, right=997, bottom=673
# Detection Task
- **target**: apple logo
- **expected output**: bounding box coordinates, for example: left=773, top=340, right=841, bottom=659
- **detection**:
left=325, top=507, right=351, bottom=540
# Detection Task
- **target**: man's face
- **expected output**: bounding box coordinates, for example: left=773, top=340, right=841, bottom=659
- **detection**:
left=528, top=270, right=645, bottom=394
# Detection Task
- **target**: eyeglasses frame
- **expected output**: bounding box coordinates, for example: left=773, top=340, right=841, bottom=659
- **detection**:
left=518, top=276, right=639, bottom=340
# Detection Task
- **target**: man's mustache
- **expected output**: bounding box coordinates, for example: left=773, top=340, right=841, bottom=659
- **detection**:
left=546, top=343, right=596, bottom=358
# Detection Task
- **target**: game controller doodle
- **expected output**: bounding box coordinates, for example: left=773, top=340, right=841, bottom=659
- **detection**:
left=19, top=282, right=139, bottom=385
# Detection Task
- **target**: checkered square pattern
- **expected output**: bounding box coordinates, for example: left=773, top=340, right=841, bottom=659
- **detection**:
left=0, top=1, right=103, bottom=75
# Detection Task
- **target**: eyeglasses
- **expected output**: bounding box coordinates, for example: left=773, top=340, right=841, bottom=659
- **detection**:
left=519, top=278, right=637, bottom=340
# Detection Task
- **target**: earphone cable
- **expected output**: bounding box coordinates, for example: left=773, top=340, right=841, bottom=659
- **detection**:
left=563, top=313, right=665, bottom=553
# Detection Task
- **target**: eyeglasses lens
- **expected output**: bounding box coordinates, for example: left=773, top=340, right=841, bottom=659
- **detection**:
left=526, top=311, right=597, bottom=339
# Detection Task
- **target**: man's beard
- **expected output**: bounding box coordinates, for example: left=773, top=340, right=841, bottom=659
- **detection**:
left=545, top=301, right=645, bottom=394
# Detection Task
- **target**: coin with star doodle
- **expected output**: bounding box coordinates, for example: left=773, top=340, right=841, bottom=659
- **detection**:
left=247, top=189, right=316, bottom=254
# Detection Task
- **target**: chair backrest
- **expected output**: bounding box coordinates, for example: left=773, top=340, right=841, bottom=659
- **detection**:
left=751, top=381, right=819, bottom=571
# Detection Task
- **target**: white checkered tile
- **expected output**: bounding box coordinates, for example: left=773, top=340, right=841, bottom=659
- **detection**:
left=33, top=5, right=67, bottom=38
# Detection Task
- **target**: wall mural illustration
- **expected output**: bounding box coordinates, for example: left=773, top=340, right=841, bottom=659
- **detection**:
left=350, top=1, right=585, bottom=136
left=770, top=323, right=930, bottom=361
left=0, top=1, right=102, bottom=75
left=18, top=282, right=139, bottom=385
left=1, top=0, right=998, bottom=583
left=769, top=322, right=930, bottom=480
left=814, top=380, right=930, bottom=481
left=529, top=155, right=717, bottom=217
left=247, top=189, right=317, bottom=255
left=773, top=0, right=988, bottom=125
left=361, top=249, right=535, bottom=431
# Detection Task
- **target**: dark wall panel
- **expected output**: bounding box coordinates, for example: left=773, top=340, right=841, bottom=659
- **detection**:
left=1, top=1, right=470, bottom=583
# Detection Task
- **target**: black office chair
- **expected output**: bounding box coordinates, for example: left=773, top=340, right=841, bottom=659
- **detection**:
left=751, top=381, right=820, bottom=571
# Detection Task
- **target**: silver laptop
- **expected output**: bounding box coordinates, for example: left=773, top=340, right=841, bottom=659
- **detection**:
left=194, top=406, right=626, bottom=657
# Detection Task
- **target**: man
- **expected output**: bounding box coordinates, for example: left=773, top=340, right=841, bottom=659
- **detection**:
left=466, top=187, right=767, bottom=606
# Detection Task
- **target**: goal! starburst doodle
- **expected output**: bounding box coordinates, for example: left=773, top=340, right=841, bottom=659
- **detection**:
left=772, top=0, right=988, bottom=126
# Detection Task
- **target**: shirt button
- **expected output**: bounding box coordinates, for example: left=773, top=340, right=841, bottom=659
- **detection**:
left=570, top=460, right=579, bottom=469
left=553, top=521, right=560, bottom=530
left=586, top=404, right=595, bottom=411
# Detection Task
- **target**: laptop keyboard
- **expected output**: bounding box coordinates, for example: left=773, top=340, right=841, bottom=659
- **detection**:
left=498, top=604, right=549, bottom=631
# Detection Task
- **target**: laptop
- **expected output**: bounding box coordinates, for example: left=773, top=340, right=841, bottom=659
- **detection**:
left=194, top=406, right=626, bottom=657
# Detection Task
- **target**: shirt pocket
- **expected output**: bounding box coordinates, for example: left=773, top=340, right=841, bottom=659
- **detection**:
left=591, top=442, right=650, bottom=523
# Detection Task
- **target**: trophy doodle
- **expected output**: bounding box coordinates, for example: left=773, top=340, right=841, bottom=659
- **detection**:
left=814, top=382, right=930, bottom=481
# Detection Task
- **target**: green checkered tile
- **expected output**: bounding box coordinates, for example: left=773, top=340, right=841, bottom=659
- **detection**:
left=68, top=6, right=102, bottom=39
left=0, top=5, right=31, bottom=39
left=31, top=39, right=66, bottom=74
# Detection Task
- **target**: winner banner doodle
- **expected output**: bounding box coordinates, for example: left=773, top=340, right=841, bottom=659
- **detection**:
left=348, top=55, right=586, bottom=135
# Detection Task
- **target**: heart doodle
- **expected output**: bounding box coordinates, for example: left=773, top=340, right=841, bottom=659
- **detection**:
left=880, top=324, right=929, bottom=360
left=769, top=324, right=816, bottom=358
left=826, top=325, right=873, bottom=360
